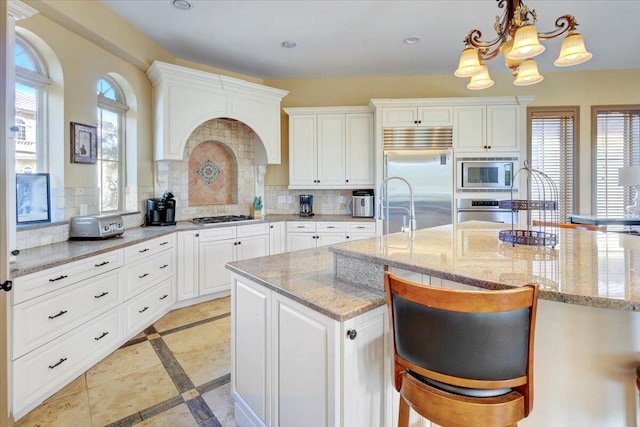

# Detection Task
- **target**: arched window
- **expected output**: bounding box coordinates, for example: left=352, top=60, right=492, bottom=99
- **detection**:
left=15, top=36, right=51, bottom=174
left=97, top=76, right=128, bottom=212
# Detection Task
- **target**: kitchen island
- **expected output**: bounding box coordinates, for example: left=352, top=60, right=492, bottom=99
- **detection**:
left=228, top=221, right=640, bottom=427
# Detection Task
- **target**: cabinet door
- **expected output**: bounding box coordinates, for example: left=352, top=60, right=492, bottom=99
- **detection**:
left=382, top=107, right=419, bottom=127
left=316, top=232, right=345, bottom=247
left=342, top=306, right=386, bottom=427
left=346, top=113, right=374, bottom=186
left=317, top=114, right=346, bottom=186
left=237, top=234, right=269, bottom=261
left=269, top=222, right=286, bottom=255
left=487, top=105, right=519, bottom=151
left=177, top=230, right=200, bottom=301
left=272, top=294, right=337, bottom=427
left=233, top=278, right=270, bottom=425
left=289, top=115, right=317, bottom=187
left=199, top=238, right=235, bottom=295
left=454, top=106, right=486, bottom=151
left=286, top=232, right=316, bottom=252
left=418, top=107, right=454, bottom=127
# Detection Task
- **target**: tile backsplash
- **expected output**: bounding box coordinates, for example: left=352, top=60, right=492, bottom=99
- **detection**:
left=263, top=186, right=353, bottom=215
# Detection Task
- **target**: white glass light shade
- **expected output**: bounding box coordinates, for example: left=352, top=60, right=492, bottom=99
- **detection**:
left=618, top=166, right=640, bottom=186
left=467, top=65, right=494, bottom=90
left=514, top=59, right=544, bottom=86
left=499, top=39, right=522, bottom=74
left=454, top=47, right=483, bottom=77
left=554, top=30, right=593, bottom=67
left=508, top=25, right=545, bottom=60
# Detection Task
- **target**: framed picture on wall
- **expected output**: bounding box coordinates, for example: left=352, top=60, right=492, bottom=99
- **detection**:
left=70, top=121, right=97, bottom=164
left=16, top=173, right=51, bottom=224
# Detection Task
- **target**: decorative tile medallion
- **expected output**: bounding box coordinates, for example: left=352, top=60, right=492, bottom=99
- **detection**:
left=195, top=159, right=222, bottom=185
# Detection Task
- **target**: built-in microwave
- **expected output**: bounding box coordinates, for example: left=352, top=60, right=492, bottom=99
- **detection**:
left=457, top=159, right=515, bottom=190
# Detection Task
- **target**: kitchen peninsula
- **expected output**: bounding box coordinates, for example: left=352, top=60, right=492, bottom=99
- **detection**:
left=227, top=221, right=640, bottom=427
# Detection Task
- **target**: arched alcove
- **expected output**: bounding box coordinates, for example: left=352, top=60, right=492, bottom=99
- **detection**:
left=188, top=141, right=238, bottom=205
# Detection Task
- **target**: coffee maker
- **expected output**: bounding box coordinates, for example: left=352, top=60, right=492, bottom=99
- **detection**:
left=299, top=195, right=314, bottom=217
left=146, top=191, right=177, bottom=226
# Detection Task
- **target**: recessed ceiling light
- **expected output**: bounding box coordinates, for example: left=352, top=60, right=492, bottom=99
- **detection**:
left=404, top=36, right=422, bottom=45
left=172, top=0, right=192, bottom=10
left=281, top=41, right=297, bottom=48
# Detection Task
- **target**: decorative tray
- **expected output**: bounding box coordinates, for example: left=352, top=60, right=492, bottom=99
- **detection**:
left=499, top=229, right=557, bottom=247
left=499, top=200, right=557, bottom=211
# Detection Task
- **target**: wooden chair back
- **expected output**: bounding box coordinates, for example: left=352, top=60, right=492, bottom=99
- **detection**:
left=384, top=272, right=539, bottom=427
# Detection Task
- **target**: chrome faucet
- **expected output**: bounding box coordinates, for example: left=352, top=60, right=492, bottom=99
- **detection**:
left=378, top=176, right=417, bottom=233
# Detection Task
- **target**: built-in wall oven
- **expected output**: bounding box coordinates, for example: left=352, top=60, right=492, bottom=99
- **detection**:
left=456, top=199, right=514, bottom=224
left=457, top=159, right=515, bottom=190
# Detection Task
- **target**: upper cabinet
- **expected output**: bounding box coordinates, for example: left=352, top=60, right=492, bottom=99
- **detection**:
left=146, top=61, right=288, bottom=162
left=454, top=104, right=520, bottom=153
left=381, top=106, right=453, bottom=127
left=285, top=106, right=374, bottom=189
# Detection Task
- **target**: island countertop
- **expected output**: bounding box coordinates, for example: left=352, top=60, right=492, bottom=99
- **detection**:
left=329, top=221, right=640, bottom=312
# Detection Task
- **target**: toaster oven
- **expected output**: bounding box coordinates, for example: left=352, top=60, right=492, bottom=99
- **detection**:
left=69, top=214, right=124, bottom=240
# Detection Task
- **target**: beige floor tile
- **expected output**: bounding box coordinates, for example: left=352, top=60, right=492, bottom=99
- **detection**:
left=137, top=403, right=199, bottom=427
left=173, top=337, right=230, bottom=387
left=202, top=384, right=237, bottom=427
left=86, top=341, right=162, bottom=388
left=213, top=316, right=231, bottom=335
left=16, top=389, right=91, bottom=427
left=87, top=364, right=179, bottom=426
left=193, top=296, right=231, bottom=318
left=154, top=305, right=208, bottom=332
left=43, top=374, right=86, bottom=404
left=163, top=321, right=227, bottom=355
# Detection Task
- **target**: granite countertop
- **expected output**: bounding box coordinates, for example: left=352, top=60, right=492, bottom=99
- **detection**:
left=329, top=221, right=640, bottom=312
left=226, top=247, right=385, bottom=321
left=10, top=214, right=372, bottom=278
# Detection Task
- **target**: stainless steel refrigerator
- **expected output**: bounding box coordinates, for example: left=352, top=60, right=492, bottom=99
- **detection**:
left=382, top=148, right=453, bottom=234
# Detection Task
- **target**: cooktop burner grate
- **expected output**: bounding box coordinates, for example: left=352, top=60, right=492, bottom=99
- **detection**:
left=191, top=215, right=254, bottom=224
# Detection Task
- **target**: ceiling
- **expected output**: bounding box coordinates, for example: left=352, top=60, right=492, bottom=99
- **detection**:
left=100, top=0, right=640, bottom=80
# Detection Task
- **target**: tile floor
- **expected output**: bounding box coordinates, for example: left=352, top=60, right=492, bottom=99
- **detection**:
left=15, top=297, right=237, bottom=427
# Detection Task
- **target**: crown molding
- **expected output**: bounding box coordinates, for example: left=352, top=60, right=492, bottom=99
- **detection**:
left=8, top=0, right=38, bottom=20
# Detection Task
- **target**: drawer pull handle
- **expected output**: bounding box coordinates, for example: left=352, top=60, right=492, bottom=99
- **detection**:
left=159, top=294, right=168, bottom=300
left=159, top=264, right=169, bottom=269
left=94, top=261, right=110, bottom=267
left=94, top=291, right=109, bottom=299
left=139, top=248, right=150, bottom=253
left=139, top=306, right=149, bottom=313
left=159, top=241, right=169, bottom=246
left=49, top=275, right=68, bottom=282
left=94, top=332, right=109, bottom=341
left=48, top=357, right=67, bottom=369
left=296, top=226, right=305, bottom=228
left=48, top=310, right=68, bottom=319
left=327, top=226, right=336, bottom=229
left=356, top=226, right=365, bottom=229
left=138, top=273, right=149, bottom=279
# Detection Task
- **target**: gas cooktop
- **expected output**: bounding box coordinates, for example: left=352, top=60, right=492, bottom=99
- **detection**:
left=191, top=215, right=254, bottom=225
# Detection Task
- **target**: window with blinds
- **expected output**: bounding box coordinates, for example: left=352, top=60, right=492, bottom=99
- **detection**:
left=528, top=108, right=578, bottom=222
left=592, top=107, right=640, bottom=217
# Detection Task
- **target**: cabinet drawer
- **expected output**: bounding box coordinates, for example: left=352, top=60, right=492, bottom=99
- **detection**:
left=237, top=223, right=269, bottom=238
left=346, top=222, right=375, bottom=233
left=123, top=233, right=175, bottom=264
left=124, top=249, right=174, bottom=299
left=124, top=277, right=174, bottom=335
left=12, top=268, right=123, bottom=359
left=317, top=222, right=345, bottom=232
left=12, top=250, right=123, bottom=304
left=13, top=308, right=122, bottom=416
left=287, top=221, right=316, bottom=232
left=199, top=226, right=237, bottom=242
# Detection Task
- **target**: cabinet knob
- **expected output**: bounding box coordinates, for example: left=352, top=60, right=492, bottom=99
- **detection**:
left=195, top=233, right=199, bottom=237
left=346, top=179, right=349, bottom=183
left=347, top=329, right=357, bottom=340
left=418, top=120, right=422, bottom=124
left=487, top=145, right=492, bottom=149
left=270, top=225, right=274, bottom=229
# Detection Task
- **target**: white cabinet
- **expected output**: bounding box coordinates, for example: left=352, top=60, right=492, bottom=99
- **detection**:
left=454, top=105, right=520, bottom=153
left=345, top=221, right=377, bottom=241
left=269, top=222, right=286, bottom=255
left=381, top=106, right=453, bottom=127
left=177, top=230, right=200, bottom=301
left=231, top=274, right=387, bottom=427
left=286, top=107, right=374, bottom=189
left=286, top=221, right=347, bottom=251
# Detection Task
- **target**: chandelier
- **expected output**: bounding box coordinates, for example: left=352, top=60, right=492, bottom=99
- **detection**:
left=454, top=0, right=592, bottom=90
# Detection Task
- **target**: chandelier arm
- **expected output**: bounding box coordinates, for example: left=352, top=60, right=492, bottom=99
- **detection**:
left=537, top=15, right=578, bottom=40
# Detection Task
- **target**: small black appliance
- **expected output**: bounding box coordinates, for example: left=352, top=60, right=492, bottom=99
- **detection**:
left=146, top=190, right=176, bottom=226
left=299, top=195, right=314, bottom=217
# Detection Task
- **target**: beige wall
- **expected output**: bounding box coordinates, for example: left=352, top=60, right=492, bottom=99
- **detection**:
left=265, top=69, right=640, bottom=214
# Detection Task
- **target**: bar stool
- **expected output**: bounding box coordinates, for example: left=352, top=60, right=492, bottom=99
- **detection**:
left=384, top=272, right=539, bottom=427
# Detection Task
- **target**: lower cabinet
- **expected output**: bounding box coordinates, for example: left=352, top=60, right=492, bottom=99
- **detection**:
left=232, top=274, right=388, bottom=427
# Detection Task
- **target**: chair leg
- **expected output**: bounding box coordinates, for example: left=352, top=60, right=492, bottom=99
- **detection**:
left=398, top=395, right=410, bottom=427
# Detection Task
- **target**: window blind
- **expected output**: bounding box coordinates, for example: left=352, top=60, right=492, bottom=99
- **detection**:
left=529, top=110, right=576, bottom=222
left=594, top=108, right=640, bottom=217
